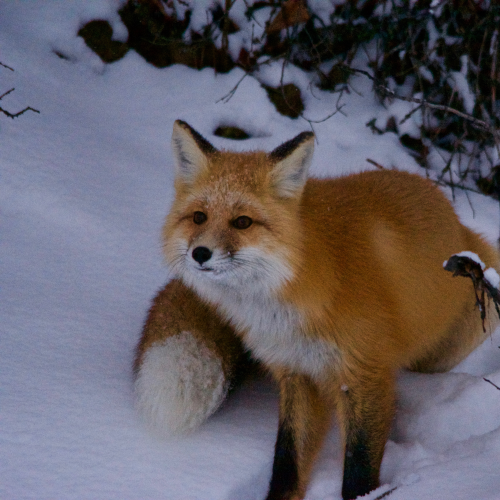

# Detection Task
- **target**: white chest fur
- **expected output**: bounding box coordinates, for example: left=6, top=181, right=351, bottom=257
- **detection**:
left=211, top=287, right=341, bottom=380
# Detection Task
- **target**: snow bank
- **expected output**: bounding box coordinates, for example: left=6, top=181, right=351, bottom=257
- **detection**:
left=2, top=2, right=500, bottom=499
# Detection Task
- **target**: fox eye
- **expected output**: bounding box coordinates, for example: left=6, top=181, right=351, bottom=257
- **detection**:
left=193, top=211, right=207, bottom=225
left=233, top=216, right=253, bottom=230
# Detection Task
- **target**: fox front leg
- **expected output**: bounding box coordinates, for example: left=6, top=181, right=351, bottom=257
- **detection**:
left=339, top=368, right=396, bottom=500
left=266, top=372, right=332, bottom=500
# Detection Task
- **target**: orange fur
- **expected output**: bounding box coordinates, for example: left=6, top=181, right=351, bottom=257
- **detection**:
left=134, top=279, right=246, bottom=378
left=159, top=120, right=500, bottom=499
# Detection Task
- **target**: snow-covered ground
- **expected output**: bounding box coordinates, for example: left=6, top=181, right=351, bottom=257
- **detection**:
left=2, top=2, right=500, bottom=499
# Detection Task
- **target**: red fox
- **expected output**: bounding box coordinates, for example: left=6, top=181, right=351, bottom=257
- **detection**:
left=136, top=119, right=500, bottom=500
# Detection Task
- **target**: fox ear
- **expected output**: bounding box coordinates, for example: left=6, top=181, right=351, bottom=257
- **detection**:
left=268, top=131, right=315, bottom=198
left=171, top=120, right=217, bottom=184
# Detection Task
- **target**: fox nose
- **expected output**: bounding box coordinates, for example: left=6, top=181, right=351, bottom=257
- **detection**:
left=192, top=246, right=212, bottom=265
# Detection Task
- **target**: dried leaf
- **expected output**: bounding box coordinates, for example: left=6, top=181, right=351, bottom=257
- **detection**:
left=267, top=0, right=309, bottom=34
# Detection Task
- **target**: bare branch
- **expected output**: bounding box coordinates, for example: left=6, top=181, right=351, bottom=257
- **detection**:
left=345, top=66, right=500, bottom=141
left=444, top=254, right=500, bottom=331
left=0, top=105, right=40, bottom=119
left=0, top=87, right=40, bottom=119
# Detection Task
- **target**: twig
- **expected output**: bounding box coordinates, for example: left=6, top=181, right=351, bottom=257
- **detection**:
left=0, top=88, right=16, bottom=100
left=215, top=49, right=285, bottom=105
left=399, top=103, right=423, bottom=125
left=221, top=0, right=235, bottom=55
left=434, top=178, right=483, bottom=196
left=490, top=29, right=498, bottom=117
left=475, top=29, right=488, bottom=104
left=301, top=99, right=345, bottom=124
left=216, top=72, right=249, bottom=103
left=484, top=377, right=500, bottom=391
left=464, top=188, right=476, bottom=219
left=366, top=158, right=387, bottom=170
left=0, top=61, right=14, bottom=71
left=373, top=486, right=398, bottom=500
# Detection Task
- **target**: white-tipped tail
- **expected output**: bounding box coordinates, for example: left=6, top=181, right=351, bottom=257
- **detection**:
left=135, top=331, right=228, bottom=435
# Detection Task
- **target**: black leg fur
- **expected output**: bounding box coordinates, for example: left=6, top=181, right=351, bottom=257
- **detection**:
left=266, top=419, right=299, bottom=500
left=341, top=428, right=379, bottom=500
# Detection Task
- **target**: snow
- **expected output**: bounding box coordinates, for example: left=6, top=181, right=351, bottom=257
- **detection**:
left=448, top=55, right=476, bottom=115
left=485, top=268, right=500, bottom=289
left=2, top=2, right=500, bottom=500
left=445, top=251, right=486, bottom=270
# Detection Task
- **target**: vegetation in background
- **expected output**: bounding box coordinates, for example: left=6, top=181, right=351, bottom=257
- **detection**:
left=78, top=0, right=500, bottom=198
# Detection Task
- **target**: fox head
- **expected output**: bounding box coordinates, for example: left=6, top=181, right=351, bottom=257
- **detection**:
left=163, top=120, right=314, bottom=299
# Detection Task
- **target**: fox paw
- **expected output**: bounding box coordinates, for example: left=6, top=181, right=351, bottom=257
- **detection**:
left=134, top=331, right=228, bottom=435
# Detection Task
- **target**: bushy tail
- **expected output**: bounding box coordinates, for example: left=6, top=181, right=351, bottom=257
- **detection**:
left=134, top=279, right=252, bottom=435
left=135, top=330, right=229, bottom=435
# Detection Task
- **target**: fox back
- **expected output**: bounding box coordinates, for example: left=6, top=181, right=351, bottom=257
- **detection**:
left=162, top=120, right=499, bottom=500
